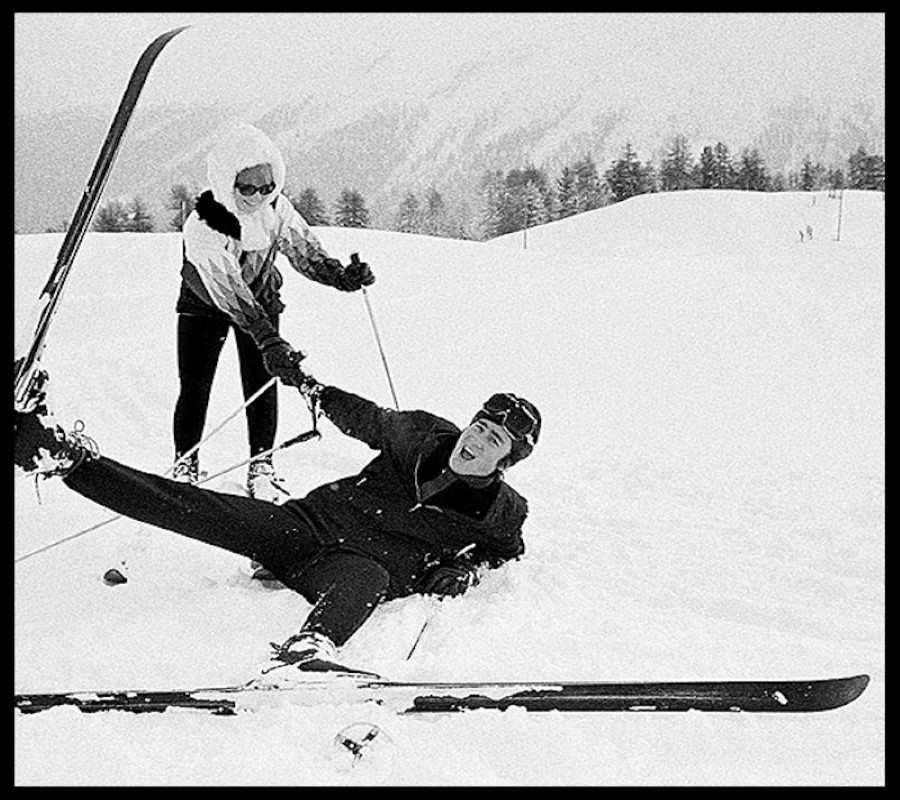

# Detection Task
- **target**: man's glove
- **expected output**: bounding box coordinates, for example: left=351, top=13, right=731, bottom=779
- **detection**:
left=421, top=562, right=477, bottom=597
left=336, top=253, right=375, bottom=292
left=294, top=368, right=324, bottom=399
left=246, top=318, right=307, bottom=387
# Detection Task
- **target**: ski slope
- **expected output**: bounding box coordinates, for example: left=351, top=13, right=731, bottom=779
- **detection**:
left=14, top=190, right=884, bottom=785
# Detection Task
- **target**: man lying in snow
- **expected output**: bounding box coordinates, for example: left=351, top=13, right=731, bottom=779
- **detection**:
left=14, top=371, right=541, bottom=676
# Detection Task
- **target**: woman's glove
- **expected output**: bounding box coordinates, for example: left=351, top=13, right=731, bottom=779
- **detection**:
left=336, top=253, right=375, bottom=292
left=262, top=341, right=307, bottom=387
left=246, top=318, right=307, bottom=387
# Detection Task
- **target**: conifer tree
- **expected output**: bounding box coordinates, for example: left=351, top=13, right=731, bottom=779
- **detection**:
left=334, top=188, right=370, bottom=228
left=497, top=170, right=525, bottom=237
left=295, top=187, right=330, bottom=225
left=556, top=165, right=578, bottom=218
left=396, top=192, right=421, bottom=233
left=126, top=196, right=154, bottom=232
left=523, top=179, right=549, bottom=228
left=695, top=145, right=718, bottom=189
left=93, top=199, right=131, bottom=232
left=423, top=187, right=449, bottom=236
left=736, top=148, right=771, bottom=191
left=826, top=167, right=846, bottom=192
left=574, top=155, right=605, bottom=212
left=848, top=146, right=885, bottom=190
left=659, top=134, right=695, bottom=191
left=605, top=143, right=653, bottom=203
left=798, top=156, right=825, bottom=191
left=478, top=170, right=505, bottom=239
left=712, top=142, right=736, bottom=189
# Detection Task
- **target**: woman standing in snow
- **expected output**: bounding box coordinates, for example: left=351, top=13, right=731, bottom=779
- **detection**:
left=175, top=123, right=374, bottom=500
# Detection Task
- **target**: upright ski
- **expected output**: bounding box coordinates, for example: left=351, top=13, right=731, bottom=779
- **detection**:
left=15, top=673, right=870, bottom=716
left=14, top=26, right=188, bottom=410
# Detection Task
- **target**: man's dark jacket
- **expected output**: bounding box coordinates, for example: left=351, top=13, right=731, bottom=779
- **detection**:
left=286, top=387, right=528, bottom=599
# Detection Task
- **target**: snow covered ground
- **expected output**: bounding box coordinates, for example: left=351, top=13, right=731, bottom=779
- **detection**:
left=15, top=190, right=883, bottom=785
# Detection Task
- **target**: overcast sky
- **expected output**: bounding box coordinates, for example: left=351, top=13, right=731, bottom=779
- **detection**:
left=15, top=13, right=885, bottom=116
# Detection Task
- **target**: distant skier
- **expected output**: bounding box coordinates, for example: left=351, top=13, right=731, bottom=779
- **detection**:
left=174, top=123, right=374, bottom=500
left=14, top=370, right=541, bottom=676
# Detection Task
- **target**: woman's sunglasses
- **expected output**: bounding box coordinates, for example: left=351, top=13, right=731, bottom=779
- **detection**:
left=235, top=182, right=276, bottom=197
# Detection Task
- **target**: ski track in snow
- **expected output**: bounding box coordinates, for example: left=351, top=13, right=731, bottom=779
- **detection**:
left=15, top=190, right=883, bottom=785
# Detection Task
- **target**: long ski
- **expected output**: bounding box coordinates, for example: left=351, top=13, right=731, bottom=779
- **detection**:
left=15, top=673, right=869, bottom=716
left=14, top=26, right=188, bottom=410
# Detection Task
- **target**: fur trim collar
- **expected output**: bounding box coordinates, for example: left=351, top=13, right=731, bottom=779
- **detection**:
left=195, top=190, right=241, bottom=240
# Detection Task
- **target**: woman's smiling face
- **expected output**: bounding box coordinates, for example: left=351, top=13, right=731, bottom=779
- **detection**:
left=233, top=163, right=275, bottom=213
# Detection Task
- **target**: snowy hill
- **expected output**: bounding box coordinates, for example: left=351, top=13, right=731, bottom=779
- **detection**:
left=14, top=190, right=883, bottom=785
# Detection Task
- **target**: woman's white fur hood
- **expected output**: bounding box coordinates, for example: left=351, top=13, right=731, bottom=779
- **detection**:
left=206, top=123, right=286, bottom=249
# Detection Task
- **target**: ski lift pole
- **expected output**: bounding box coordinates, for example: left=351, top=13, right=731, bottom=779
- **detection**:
left=835, top=188, right=845, bottom=242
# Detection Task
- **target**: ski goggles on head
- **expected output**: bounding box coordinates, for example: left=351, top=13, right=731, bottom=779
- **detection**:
left=234, top=181, right=276, bottom=197
left=480, top=393, right=539, bottom=446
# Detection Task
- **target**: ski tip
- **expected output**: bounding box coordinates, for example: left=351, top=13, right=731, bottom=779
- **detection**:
left=144, top=26, right=190, bottom=52
left=849, top=673, right=871, bottom=697
left=821, top=673, right=870, bottom=710
left=162, top=25, right=191, bottom=39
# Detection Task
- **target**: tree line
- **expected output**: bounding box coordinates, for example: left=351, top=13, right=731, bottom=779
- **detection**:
left=88, top=185, right=372, bottom=235
left=83, top=139, right=884, bottom=239
left=479, top=140, right=885, bottom=239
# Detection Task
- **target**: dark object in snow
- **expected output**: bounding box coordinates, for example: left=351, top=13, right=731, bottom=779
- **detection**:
left=102, top=568, right=128, bottom=586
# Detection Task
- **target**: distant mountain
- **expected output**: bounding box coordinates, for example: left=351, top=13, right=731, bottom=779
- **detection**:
left=14, top=42, right=884, bottom=235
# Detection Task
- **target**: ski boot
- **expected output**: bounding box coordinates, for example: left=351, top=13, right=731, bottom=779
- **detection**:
left=14, top=371, right=98, bottom=478
left=172, top=451, right=199, bottom=483
left=246, top=454, right=289, bottom=503
left=256, top=632, right=378, bottom=682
